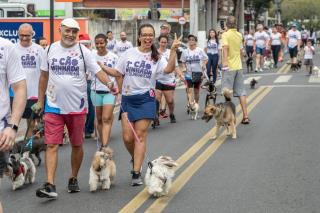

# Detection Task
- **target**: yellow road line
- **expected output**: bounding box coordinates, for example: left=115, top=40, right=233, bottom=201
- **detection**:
left=282, top=64, right=291, bottom=74
left=277, top=63, right=289, bottom=74
left=144, top=87, right=273, bottom=213
left=118, top=86, right=266, bottom=213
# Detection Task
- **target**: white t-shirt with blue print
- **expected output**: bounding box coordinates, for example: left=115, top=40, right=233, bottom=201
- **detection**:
left=180, top=47, right=208, bottom=79
left=287, top=30, right=301, bottom=48
left=206, top=39, right=220, bottom=55
left=114, top=40, right=133, bottom=57
left=115, top=47, right=167, bottom=96
left=92, top=51, right=118, bottom=92
left=0, top=37, right=26, bottom=130
left=254, top=31, right=269, bottom=48
left=14, top=42, right=44, bottom=100
left=40, top=41, right=101, bottom=114
left=156, top=49, right=177, bottom=85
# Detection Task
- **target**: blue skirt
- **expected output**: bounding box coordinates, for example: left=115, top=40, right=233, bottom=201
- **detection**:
left=120, top=91, right=156, bottom=122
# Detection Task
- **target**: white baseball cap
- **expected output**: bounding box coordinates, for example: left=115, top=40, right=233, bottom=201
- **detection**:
left=60, top=18, right=80, bottom=30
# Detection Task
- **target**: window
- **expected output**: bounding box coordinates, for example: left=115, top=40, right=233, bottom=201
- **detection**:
left=0, top=9, right=3, bottom=17
left=7, top=10, right=25, bottom=17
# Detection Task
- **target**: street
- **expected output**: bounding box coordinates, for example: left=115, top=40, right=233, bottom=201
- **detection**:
left=1, top=57, right=320, bottom=213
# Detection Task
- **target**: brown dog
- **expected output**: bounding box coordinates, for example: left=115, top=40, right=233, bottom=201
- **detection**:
left=202, top=89, right=237, bottom=140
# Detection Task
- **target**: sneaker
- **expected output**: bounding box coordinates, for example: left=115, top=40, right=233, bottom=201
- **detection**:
left=170, top=114, right=176, bottom=123
left=131, top=172, right=143, bottom=186
left=36, top=182, right=58, bottom=199
left=159, top=110, right=168, bottom=119
left=67, top=177, right=80, bottom=193
left=259, top=68, right=263, bottom=72
left=85, top=133, right=92, bottom=139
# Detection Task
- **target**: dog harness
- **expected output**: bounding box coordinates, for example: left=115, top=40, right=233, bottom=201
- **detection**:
left=13, top=165, right=25, bottom=181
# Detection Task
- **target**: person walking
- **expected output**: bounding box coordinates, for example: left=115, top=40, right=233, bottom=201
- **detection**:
left=0, top=37, right=27, bottom=210
left=106, top=30, right=117, bottom=52
left=91, top=33, right=119, bottom=147
left=244, top=30, right=254, bottom=58
left=33, top=18, right=116, bottom=199
left=221, top=16, right=250, bottom=124
left=98, top=23, right=181, bottom=186
left=286, top=23, right=301, bottom=71
left=253, top=24, right=270, bottom=72
left=270, top=26, right=282, bottom=68
left=181, top=34, right=208, bottom=107
left=114, top=31, right=133, bottom=57
left=79, top=33, right=96, bottom=139
left=204, top=29, right=220, bottom=85
left=154, top=35, right=183, bottom=126
left=12, top=23, right=44, bottom=138
left=304, top=40, right=315, bottom=75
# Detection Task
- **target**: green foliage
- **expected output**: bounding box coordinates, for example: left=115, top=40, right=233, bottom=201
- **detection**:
left=281, top=0, right=320, bottom=22
left=245, top=0, right=273, bottom=23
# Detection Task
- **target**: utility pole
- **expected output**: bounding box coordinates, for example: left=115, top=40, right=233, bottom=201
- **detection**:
left=149, top=0, right=158, bottom=20
left=275, top=0, right=281, bottom=24
left=181, top=0, right=184, bottom=37
left=50, top=0, right=54, bottom=43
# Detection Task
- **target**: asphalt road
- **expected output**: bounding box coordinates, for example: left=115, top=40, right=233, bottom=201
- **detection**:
left=1, top=55, right=320, bottom=213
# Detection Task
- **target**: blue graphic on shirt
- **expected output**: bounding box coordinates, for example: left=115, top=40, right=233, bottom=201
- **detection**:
left=50, top=56, right=80, bottom=76
left=125, top=60, right=152, bottom=79
left=118, top=46, right=130, bottom=52
left=185, top=55, right=201, bottom=64
left=21, top=54, right=36, bottom=68
left=79, top=97, right=85, bottom=109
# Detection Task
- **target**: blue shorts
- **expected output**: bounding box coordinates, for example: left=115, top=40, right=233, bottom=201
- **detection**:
left=120, top=91, right=156, bottom=122
left=91, top=90, right=116, bottom=107
left=256, top=47, right=265, bottom=55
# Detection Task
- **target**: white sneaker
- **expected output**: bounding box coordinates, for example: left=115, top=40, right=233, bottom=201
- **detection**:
left=259, top=68, right=263, bottom=72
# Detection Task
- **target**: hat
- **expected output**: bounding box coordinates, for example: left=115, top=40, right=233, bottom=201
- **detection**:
left=79, top=33, right=91, bottom=44
left=60, top=18, right=80, bottom=30
left=291, top=23, right=297, bottom=27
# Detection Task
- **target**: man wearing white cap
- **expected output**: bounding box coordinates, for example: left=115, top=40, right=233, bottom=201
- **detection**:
left=286, top=23, right=301, bottom=71
left=33, top=18, right=116, bottom=199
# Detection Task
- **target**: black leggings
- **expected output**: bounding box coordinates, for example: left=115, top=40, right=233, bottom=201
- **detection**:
left=271, top=45, right=281, bottom=66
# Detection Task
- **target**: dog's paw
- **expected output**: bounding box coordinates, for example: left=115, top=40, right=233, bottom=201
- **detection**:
left=210, top=135, right=217, bottom=140
left=232, top=135, right=237, bottom=139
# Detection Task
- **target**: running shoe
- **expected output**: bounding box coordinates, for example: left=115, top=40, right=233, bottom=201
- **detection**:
left=131, top=172, right=143, bottom=186
left=170, top=114, right=176, bottom=123
left=67, top=177, right=80, bottom=193
left=36, top=182, right=58, bottom=199
left=159, top=110, right=168, bottom=119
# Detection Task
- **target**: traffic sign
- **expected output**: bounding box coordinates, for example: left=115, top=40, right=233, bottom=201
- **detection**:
left=178, top=17, right=186, bottom=25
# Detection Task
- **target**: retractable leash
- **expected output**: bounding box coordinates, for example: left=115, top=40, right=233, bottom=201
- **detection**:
left=93, top=77, right=102, bottom=151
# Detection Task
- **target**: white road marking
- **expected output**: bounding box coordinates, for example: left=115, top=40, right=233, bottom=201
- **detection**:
left=264, top=84, right=320, bottom=88
left=274, top=75, right=292, bottom=83
left=244, top=76, right=262, bottom=85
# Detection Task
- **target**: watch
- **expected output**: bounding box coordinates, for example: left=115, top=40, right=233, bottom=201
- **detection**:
left=7, top=124, right=18, bottom=132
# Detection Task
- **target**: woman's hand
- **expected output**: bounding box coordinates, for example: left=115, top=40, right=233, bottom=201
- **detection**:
left=171, top=33, right=182, bottom=51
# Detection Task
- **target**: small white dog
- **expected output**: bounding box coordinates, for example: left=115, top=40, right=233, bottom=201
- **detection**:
left=145, top=156, right=178, bottom=197
left=189, top=101, right=199, bottom=120
left=89, top=147, right=116, bottom=192
left=6, top=152, right=36, bottom=190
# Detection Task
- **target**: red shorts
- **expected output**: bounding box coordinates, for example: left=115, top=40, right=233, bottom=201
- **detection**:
left=44, top=113, right=86, bottom=146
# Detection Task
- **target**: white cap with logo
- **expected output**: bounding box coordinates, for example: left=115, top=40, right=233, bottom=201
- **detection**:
left=60, top=18, right=80, bottom=30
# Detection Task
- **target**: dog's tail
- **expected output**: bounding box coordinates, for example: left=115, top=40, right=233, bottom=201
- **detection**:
left=223, top=89, right=232, bottom=102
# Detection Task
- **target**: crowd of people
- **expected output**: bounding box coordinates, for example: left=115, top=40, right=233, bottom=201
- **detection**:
left=0, top=16, right=316, bottom=204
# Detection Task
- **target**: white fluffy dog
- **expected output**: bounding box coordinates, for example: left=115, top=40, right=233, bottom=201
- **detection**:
left=89, top=147, right=116, bottom=192
left=189, top=101, right=199, bottom=120
left=6, top=152, right=36, bottom=190
left=145, top=156, right=178, bottom=197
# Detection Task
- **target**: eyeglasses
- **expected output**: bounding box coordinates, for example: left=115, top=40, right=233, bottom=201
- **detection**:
left=140, top=34, right=154, bottom=38
left=19, top=34, right=32, bottom=38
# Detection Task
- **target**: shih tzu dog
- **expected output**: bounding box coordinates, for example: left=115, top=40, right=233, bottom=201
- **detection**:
left=145, top=156, right=178, bottom=197
left=6, top=152, right=36, bottom=190
left=89, top=147, right=116, bottom=192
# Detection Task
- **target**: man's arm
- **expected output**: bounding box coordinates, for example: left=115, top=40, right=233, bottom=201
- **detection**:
left=0, top=79, right=27, bottom=151
left=37, top=71, right=48, bottom=109
left=222, top=45, right=229, bottom=68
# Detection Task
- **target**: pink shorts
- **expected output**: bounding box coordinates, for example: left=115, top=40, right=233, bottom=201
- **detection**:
left=44, top=113, right=86, bottom=146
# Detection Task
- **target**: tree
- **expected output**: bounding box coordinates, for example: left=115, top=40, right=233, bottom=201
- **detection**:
left=245, top=0, right=273, bottom=26
left=281, top=0, right=320, bottom=28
